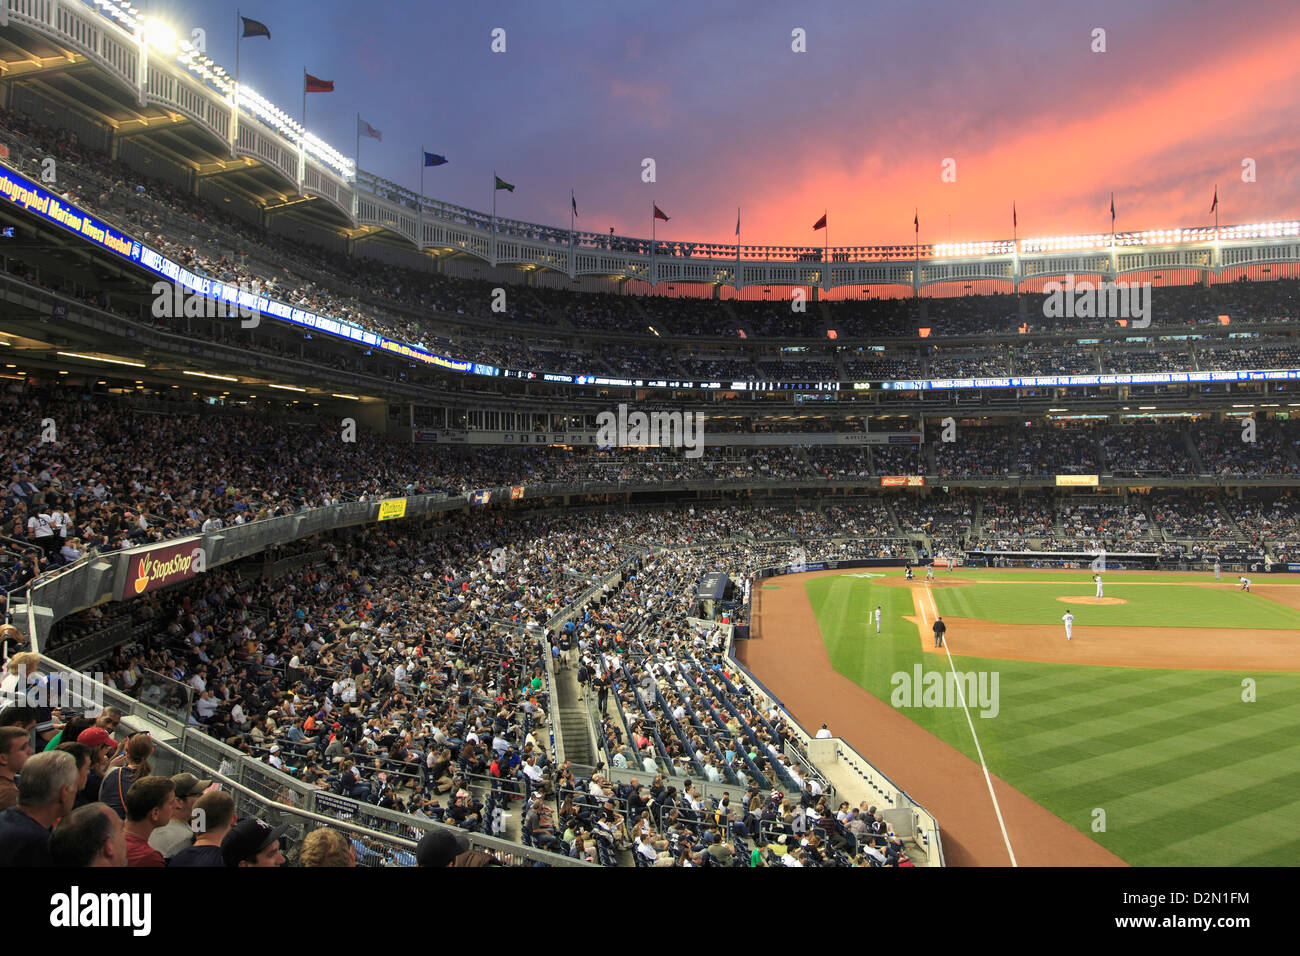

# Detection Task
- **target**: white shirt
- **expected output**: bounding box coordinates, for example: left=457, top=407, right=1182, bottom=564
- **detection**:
left=1062, top=613, right=1074, bottom=627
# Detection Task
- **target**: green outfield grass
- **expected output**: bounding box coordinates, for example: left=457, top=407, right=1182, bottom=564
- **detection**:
left=804, top=569, right=1300, bottom=866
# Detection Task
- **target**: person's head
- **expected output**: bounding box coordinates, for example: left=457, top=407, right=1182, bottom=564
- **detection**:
left=58, top=716, right=96, bottom=746
left=192, top=790, right=235, bottom=841
left=415, top=828, right=469, bottom=867
left=297, top=827, right=355, bottom=867
left=124, top=776, right=177, bottom=831
left=17, top=749, right=78, bottom=817
left=56, top=742, right=91, bottom=792
left=170, top=773, right=212, bottom=822
left=125, top=733, right=154, bottom=769
left=222, top=818, right=287, bottom=867
left=49, top=802, right=127, bottom=867
left=0, top=725, right=33, bottom=777
left=5, top=651, right=38, bottom=678
left=93, top=706, right=123, bottom=734
left=0, top=705, right=38, bottom=730
left=75, top=727, right=115, bottom=771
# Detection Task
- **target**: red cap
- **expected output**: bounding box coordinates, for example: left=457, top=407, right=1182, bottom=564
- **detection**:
left=77, top=727, right=116, bottom=749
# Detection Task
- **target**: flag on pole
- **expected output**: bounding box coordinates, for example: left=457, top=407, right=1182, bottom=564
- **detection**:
left=1013, top=202, right=1017, bottom=229
left=914, top=209, right=919, bottom=231
left=495, top=176, right=515, bottom=192
left=358, top=117, right=381, bottom=141
left=735, top=207, right=741, bottom=237
left=240, top=16, right=270, bottom=39
left=305, top=73, right=334, bottom=93
left=812, top=213, right=827, bottom=230
left=1210, top=187, right=1218, bottom=214
left=653, top=204, right=670, bottom=222
left=572, top=190, right=578, bottom=216
left=1110, top=192, right=1115, bottom=223
left=423, top=152, right=448, bottom=166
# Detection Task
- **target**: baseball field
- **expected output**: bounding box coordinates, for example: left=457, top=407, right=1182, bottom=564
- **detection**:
left=738, top=568, right=1300, bottom=866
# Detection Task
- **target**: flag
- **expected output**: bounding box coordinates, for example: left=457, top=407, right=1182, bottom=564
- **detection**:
left=1210, top=187, right=1218, bottom=213
left=812, top=213, right=826, bottom=230
left=654, top=204, right=670, bottom=222
left=358, top=117, right=381, bottom=141
left=1110, top=192, right=1115, bottom=222
left=495, top=176, right=515, bottom=192
left=914, top=209, right=919, bottom=231
left=1013, top=203, right=1017, bottom=228
left=305, top=73, right=333, bottom=93
left=735, top=207, right=741, bottom=237
left=240, top=16, right=270, bottom=39
left=423, top=152, right=448, bottom=166
left=572, top=190, right=578, bottom=216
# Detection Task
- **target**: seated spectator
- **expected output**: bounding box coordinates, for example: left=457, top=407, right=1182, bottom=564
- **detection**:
left=99, top=732, right=153, bottom=819
left=49, top=802, right=128, bottom=867
left=0, top=725, right=33, bottom=811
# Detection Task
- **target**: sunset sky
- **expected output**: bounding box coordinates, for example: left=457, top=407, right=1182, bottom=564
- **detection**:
left=157, top=0, right=1300, bottom=247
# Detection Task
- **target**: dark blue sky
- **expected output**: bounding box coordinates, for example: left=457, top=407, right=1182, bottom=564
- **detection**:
left=149, top=0, right=1300, bottom=245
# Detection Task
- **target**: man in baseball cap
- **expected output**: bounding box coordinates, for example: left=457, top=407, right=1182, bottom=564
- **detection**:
left=222, top=817, right=287, bottom=867
left=149, top=772, right=212, bottom=860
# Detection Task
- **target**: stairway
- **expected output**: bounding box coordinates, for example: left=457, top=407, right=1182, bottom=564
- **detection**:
left=553, top=660, right=595, bottom=768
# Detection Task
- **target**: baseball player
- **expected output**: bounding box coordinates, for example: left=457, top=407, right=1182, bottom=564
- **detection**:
left=905, top=566, right=914, bottom=581
left=1093, top=573, right=1104, bottom=598
left=1213, top=557, right=1221, bottom=581
left=1239, top=576, right=1251, bottom=592
left=1062, top=610, right=1074, bottom=641
left=932, top=617, right=946, bottom=648
left=925, top=563, right=935, bottom=581
left=873, top=605, right=882, bottom=634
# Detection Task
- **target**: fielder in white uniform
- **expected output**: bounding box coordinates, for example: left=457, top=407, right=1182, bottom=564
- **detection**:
left=1062, top=610, right=1074, bottom=641
left=1093, top=574, right=1104, bottom=598
left=1239, top=576, right=1251, bottom=592
left=926, top=563, right=935, bottom=581
left=874, top=605, right=882, bottom=634
left=1213, top=558, right=1221, bottom=581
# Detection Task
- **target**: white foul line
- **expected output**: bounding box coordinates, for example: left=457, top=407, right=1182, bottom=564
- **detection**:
left=924, top=583, right=1019, bottom=867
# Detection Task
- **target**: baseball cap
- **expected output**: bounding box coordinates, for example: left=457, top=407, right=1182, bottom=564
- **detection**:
left=171, top=772, right=213, bottom=799
left=415, top=829, right=469, bottom=867
left=76, top=727, right=115, bottom=749
left=222, top=819, right=289, bottom=866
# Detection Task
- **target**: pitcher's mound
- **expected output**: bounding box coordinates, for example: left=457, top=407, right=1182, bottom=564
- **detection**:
left=1058, top=596, right=1127, bottom=605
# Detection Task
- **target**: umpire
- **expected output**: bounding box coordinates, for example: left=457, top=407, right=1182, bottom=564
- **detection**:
left=932, top=617, right=946, bottom=649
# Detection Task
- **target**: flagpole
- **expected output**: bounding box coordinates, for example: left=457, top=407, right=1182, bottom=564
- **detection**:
left=420, top=146, right=425, bottom=199
left=736, top=205, right=741, bottom=292
left=302, top=66, right=307, bottom=128
left=355, top=112, right=360, bottom=178
left=570, top=187, right=575, bottom=248
left=233, top=9, right=241, bottom=157
left=914, top=208, right=920, bottom=301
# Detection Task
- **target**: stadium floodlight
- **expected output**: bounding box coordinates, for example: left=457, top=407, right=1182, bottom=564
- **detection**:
left=143, top=19, right=178, bottom=55
left=331, top=393, right=361, bottom=400
left=56, top=351, right=146, bottom=368
left=268, top=383, right=307, bottom=393
left=182, top=370, right=239, bottom=382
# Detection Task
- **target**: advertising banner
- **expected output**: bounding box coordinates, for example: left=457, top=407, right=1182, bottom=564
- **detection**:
left=119, top=538, right=204, bottom=599
left=377, top=499, right=407, bottom=521
left=881, top=476, right=925, bottom=487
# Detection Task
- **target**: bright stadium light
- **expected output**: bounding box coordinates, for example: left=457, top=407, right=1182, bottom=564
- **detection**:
left=56, top=351, right=146, bottom=368
left=268, top=383, right=307, bottom=393
left=143, top=19, right=178, bottom=55
left=182, top=370, right=239, bottom=382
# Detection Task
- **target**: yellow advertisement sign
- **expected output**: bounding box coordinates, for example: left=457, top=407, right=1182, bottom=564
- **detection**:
left=1055, top=474, right=1099, bottom=487
left=378, top=498, right=408, bottom=521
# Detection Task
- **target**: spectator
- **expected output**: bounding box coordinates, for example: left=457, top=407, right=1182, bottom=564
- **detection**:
left=122, top=775, right=178, bottom=867
left=75, top=726, right=115, bottom=806
left=168, top=790, right=234, bottom=867
left=0, top=725, right=33, bottom=811
left=149, top=772, right=211, bottom=859
left=0, top=750, right=78, bottom=865
left=297, top=827, right=355, bottom=867
left=99, top=732, right=153, bottom=819
left=49, top=802, right=128, bottom=867
left=221, top=818, right=287, bottom=867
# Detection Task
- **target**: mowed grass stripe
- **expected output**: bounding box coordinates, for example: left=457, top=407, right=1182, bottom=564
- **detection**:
left=802, top=572, right=1300, bottom=866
